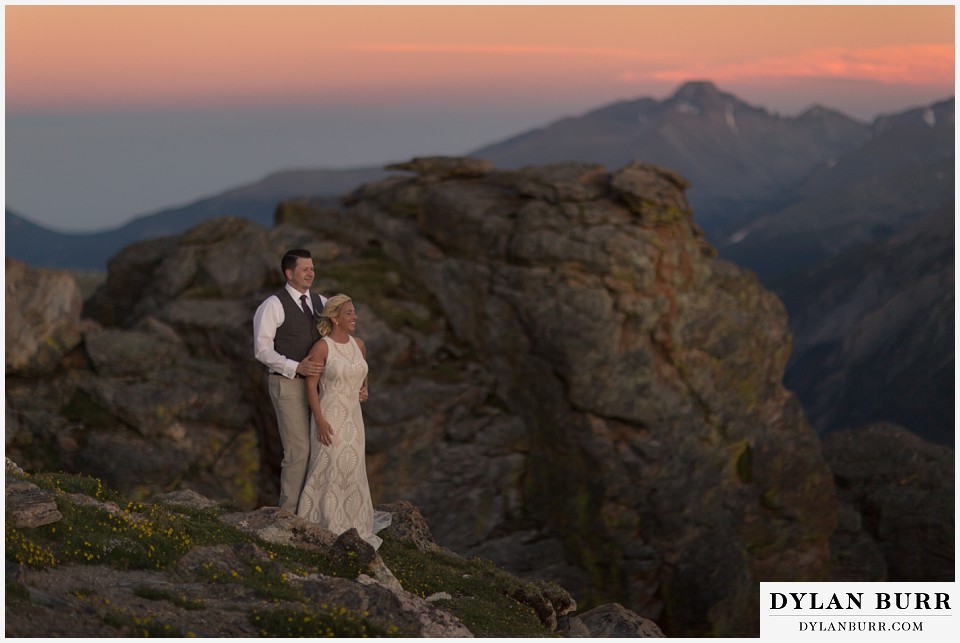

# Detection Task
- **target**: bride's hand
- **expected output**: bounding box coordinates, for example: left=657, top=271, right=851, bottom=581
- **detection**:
left=315, top=418, right=334, bottom=446
left=359, top=385, right=369, bottom=403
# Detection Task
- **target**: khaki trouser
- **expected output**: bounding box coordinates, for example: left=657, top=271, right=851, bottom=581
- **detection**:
left=267, top=373, right=311, bottom=513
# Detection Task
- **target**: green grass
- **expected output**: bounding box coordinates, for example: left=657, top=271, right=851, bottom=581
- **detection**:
left=379, top=539, right=555, bottom=637
left=193, top=552, right=306, bottom=602
left=103, top=610, right=186, bottom=637
left=30, top=471, right=125, bottom=503
left=250, top=605, right=400, bottom=637
left=5, top=577, right=32, bottom=606
left=7, top=471, right=363, bottom=583
left=134, top=586, right=206, bottom=610
left=7, top=469, right=562, bottom=637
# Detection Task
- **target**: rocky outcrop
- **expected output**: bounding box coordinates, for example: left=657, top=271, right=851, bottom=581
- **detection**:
left=309, top=157, right=836, bottom=636
left=822, top=423, right=954, bottom=581
left=7, top=158, right=841, bottom=636
left=7, top=218, right=336, bottom=507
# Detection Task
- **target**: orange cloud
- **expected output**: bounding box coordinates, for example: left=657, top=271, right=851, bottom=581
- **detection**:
left=346, top=42, right=664, bottom=60
left=638, top=44, right=954, bottom=86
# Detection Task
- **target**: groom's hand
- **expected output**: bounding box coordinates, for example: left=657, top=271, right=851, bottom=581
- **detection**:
left=296, top=356, right=323, bottom=377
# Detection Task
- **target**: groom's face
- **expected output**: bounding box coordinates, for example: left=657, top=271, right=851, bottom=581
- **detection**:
left=286, top=257, right=315, bottom=292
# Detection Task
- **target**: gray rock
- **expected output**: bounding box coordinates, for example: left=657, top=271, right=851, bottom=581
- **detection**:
left=426, top=591, right=453, bottom=602
left=5, top=479, right=63, bottom=528
left=510, top=582, right=558, bottom=630
left=557, top=614, right=592, bottom=638
left=6, top=458, right=25, bottom=476
left=152, top=488, right=220, bottom=510
left=84, top=327, right=189, bottom=377
left=5, top=258, right=83, bottom=375
left=510, top=163, right=609, bottom=203
left=220, top=506, right=337, bottom=550
left=822, top=423, right=954, bottom=582
left=829, top=500, right=888, bottom=581
left=84, top=216, right=281, bottom=326
left=610, top=160, right=691, bottom=225
left=375, top=500, right=439, bottom=553
left=25, top=585, right=73, bottom=609
left=331, top=527, right=378, bottom=568
left=303, top=573, right=474, bottom=637
left=578, top=603, right=665, bottom=637
left=365, top=559, right=405, bottom=595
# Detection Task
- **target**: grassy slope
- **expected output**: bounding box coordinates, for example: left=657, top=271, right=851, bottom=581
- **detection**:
left=5, top=470, right=556, bottom=637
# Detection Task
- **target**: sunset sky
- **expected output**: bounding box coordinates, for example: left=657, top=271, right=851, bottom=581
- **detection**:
left=4, top=3, right=955, bottom=232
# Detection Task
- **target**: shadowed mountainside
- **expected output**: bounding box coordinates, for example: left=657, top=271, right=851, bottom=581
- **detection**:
left=716, top=97, right=954, bottom=281
left=777, top=206, right=954, bottom=445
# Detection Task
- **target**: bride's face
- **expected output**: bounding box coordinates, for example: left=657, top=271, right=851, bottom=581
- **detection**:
left=335, top=302, right=358, bottom=333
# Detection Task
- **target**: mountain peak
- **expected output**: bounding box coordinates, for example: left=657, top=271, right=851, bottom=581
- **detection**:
left=796, top=103, right=861, bottom=125
left=667, top=80, right=740, bottom=114
left=672, top=80, right=722, bottom=101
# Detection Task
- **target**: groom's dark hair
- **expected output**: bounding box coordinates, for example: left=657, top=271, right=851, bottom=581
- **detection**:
left=281, top=248, right=312, bottom=275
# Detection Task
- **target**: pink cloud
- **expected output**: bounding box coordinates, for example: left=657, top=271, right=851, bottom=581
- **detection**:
left=347, top=41, right=666, bottom=60
left=635, top=44, right=953, bottom=86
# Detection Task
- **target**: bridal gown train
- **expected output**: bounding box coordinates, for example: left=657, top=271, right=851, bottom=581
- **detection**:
left=296, top=335, right=381, bottom=549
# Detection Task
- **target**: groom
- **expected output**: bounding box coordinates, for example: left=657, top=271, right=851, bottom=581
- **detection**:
left=253, top=248, right=327, bottom=513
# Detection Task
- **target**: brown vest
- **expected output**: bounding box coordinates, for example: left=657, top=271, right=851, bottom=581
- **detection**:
left=273, top=290, right=322, bottom=362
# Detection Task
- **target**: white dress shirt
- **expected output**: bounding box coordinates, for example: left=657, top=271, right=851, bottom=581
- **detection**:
left=253, top=284, right=327, bottom=378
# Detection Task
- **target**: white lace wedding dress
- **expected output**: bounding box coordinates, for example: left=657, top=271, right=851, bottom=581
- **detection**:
left=296, top=336, right=382, bottom=549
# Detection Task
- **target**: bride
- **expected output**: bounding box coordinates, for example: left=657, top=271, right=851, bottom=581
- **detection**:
left=296, top=294, right=381, bottom=549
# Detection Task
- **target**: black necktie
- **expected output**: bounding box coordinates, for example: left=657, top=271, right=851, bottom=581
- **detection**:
left=300, top=295, right=313, bottom=321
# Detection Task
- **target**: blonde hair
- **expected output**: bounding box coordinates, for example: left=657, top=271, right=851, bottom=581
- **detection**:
left=317, top=294, right=353, bottom=337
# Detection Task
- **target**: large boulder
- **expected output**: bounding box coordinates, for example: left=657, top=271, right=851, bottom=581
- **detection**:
left=6, top=311, right=260, bottom=507
left=578, top=602, right=666, bottom=637
left=5, top=258, right=83, bottom=375
left=292, top=158, right=837, bottom=636
left=822, top=423, right=954, bottom=582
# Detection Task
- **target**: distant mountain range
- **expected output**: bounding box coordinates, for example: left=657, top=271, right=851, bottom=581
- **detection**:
left=778, top=206, right=954, bottom=445
left=716, top=97, right=954, bottom=280
left=6, top=81, right=954, bottom=445
left=8, top=81, right=951, bottom=276
left=6, top=167, right=388, bottom=270
left=473, top=81, right=874, bottom=230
